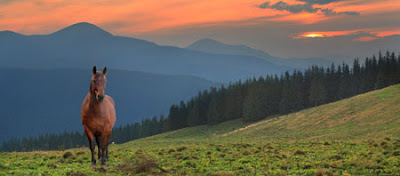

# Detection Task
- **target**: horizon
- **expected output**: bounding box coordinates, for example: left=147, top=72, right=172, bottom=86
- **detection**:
left=0, top=0, right=399, bottom=59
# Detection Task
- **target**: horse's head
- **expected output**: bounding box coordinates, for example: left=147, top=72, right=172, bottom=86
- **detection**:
left=90, top=66, right=107, bottom=102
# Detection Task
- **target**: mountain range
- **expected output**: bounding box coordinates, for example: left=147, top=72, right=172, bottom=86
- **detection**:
left=0, top=22, right=330, bottom=141
left=0, top=22, right=304, bottom=83
left=186, top=38, right=332, bottom=69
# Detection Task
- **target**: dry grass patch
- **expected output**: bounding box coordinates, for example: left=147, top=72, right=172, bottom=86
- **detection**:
left=118, top=154, right=166, bottom=174
left=314, top=169, right=333, bottom=176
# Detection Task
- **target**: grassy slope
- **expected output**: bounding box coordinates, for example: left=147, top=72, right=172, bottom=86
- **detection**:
left=137, top=83, right=400, bottom=143
left=1, top=84, right=400, bottom=175
left=222, top=83, right=400, bottom=141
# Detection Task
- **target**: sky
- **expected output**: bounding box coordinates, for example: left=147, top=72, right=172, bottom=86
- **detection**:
left=1, top=0, right=399, bottom=59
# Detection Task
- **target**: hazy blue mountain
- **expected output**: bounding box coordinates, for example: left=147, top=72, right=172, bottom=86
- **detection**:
left=0, top=22, right=292, bottom=82
left=187, top=38, right=273, bottom=59
left=186, top=38, right=332, bottom=69
left=0, top=68, right=219, bottom=143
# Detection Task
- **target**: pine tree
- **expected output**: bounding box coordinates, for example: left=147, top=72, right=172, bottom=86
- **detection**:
left=207, top=97, right=220, bottom=124
left=309, top=68, right=327, bottom=106
left=187, top=100, right=201, bottom=126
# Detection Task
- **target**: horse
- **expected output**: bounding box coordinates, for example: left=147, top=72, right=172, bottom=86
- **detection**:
left=81, top=66, right=116, bottom=169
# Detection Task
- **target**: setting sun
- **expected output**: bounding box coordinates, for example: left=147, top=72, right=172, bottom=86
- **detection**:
left=305, top=33, right=324, bottom=38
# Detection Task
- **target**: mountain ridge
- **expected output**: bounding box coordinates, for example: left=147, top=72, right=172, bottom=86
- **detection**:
left=187, top=38, right=272, bottom=58
left=0, top=22, right=292, bottom=82
left=49, top=22, right=113, bottom=38
left=186, top=38, right=332, bottom=69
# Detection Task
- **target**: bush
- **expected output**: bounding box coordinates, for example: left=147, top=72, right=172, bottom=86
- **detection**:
left=63, top=152, right=73, bottom=159
left=176, top=146, right=187, bottom=152
left=119, top=154, right=166, bottom=174
left=294, top=150, right=306, bottom=155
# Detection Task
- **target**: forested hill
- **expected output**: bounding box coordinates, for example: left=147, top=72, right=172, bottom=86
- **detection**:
left=2, top=51, right=400, bottom=152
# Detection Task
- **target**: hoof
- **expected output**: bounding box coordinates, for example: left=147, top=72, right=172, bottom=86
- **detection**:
left=90, top=164, right=96, bottom=169
left=101, top=165, right=107, bottom=170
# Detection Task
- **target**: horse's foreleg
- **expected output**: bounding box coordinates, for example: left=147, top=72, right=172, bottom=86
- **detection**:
left=89, top=138, right=96, bottom=167
left=105, top=145, right=109, bottom=161
left=95, top=134, right=102, bottom=160
left=85, top=128, right=96, bottom=168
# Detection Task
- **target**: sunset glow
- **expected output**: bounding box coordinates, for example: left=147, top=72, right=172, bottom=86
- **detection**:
left=0, top=0, right=399, bottom=58
left=304, top=33, right=324, bottom=38
left=0, top=0, right=398, bottom=36
left=295, top=27, right=400, bottom=41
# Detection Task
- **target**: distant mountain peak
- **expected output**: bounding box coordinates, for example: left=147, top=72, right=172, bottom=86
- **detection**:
left=186, top=38, right=272, bottom=58
left=0, top=30, right=24, bottom=37
left=50, top=22, right=112, bottom=37
left=195, top=38, right=220, bottom=43
left=188, top=38, right=227, bottom=47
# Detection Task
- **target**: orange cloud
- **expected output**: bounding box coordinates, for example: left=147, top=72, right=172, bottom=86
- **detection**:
left=294, top=27, right=400, bottom=41
left=267, top=12, right=334, bottom=24
left=370, top=29, right=400, bottom=37
left=321, top=0, right=400, bottom=15
left=353, top=36, right=380, bottom=42
left=0, top=0, right=399, bottom=36
left=0, top=0, right=279, bottom=35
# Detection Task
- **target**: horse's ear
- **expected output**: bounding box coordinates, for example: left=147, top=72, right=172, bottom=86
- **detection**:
left=102, top=67, right=107, bottom=75
left=93, top=66, right=97, bottom=75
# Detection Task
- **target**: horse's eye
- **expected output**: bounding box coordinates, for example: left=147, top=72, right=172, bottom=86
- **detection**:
left=93, top=80, right=96, bottom=83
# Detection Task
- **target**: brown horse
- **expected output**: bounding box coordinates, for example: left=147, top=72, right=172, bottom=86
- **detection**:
left=81, top=66, right=116, bottom=169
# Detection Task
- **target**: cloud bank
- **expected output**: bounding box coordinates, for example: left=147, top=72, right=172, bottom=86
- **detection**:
left=258, top=1, right=359, bottom=16
left=297, top=0, right=346, bottom=5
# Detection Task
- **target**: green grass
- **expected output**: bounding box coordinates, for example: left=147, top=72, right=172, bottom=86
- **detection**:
left=2, top=84, right=400, bottom=175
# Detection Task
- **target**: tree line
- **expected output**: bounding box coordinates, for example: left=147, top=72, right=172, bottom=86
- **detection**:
left=2, top=51, right=400, bottom=152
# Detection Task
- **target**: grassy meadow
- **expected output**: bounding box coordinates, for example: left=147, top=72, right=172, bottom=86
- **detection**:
left=1, top=84, right=400, bottom=175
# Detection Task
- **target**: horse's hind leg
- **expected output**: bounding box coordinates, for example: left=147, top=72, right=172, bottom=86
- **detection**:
left=84, top=128, right=96, bottom=168
left=100, top=136, right=107, bottom=169
left=100, top=133, right=111, bottom=169
left=95, top=134, right=102, bottom=160
left=105, top=133, right=111, bottom=161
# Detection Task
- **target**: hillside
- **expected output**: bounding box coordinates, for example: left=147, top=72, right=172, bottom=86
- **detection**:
left=2, top=84, right=400, bottom=175
left=222, top=83, right=400, bottom=141
left=135, top=83, right=400, bottom=143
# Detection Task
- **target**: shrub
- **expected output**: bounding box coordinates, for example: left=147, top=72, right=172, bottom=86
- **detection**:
left=76, top=151, right=85, bottom=156
left=66, top=170, right=87, bottom=176
left=294, top=150, right=306, bottom=155
left=63, top=152, right=74, bottom=159
left=168, top=148, right=176, bottom=153
left=176, top=146, right=187, bottom=152
left=119, top=154, right=166, bottom=174
left=384, top=137, right=391, bottom=141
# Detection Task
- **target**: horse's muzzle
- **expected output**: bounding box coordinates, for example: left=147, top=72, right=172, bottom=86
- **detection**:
left=96, top=94, right=105, bottom=102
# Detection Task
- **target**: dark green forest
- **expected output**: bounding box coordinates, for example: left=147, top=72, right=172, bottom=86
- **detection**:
left=2, top=51, right=400, bottom=152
